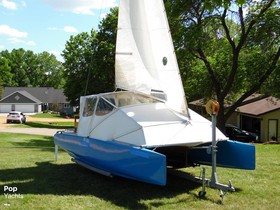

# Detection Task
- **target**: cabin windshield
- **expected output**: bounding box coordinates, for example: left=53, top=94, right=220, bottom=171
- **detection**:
left=81, top=91, right=164, bottom=118
left=102, top=91, right=163, bottom=108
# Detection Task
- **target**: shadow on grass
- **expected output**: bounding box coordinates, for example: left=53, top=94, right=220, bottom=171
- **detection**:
left=23, top=121, right=73, bottom=129
left=0, top=161, right=201, bottom=209
left=10, top=136, right=55, bottom=152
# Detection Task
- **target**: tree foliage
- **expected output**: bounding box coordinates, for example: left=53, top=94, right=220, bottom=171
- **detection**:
left=62, top=8, right=118, bottom=106
left=0, top=55, right=12, bottom=86
left=0, top=49, right=64, bottom=88
left=166, top=0, right=280, bottom=130
left=62, top=31, right=97, bottom=105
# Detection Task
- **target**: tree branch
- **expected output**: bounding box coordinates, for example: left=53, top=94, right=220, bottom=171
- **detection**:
left=197, top=48, right=221, bottom=95
left=237, top=0, right=275, bottom=51
left=221, top=8, right=235, bottom=49
left=239, top=6, right=245, bottom=36
left=222, top=0, right=276, bottom=99
left=220, top=8, right=239, bottom=99
left=225, top=46, right=280, bottom=120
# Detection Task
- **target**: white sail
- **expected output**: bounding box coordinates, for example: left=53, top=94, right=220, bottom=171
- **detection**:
left=115, top=0, right=188, bottom=115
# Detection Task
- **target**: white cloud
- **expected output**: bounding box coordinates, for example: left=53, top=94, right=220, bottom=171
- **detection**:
left=63, top=26, right=78, bottom=33
left=47, top=27, right=59, bottom=31
left=0, top=45, right=4, bottom=49
left=49, top=50, right=61, bottom=57
left=49, top=50, right=60, bottom=56
left=7, top=37, right=35, bottom=46
left=0, top=25, right=27, bottom=38
left=48, top=26, right=78, bottom=33
left=43, top=0, right=118, bottom=15
left=1, top=0, right=17, bottom=10
left=72, top=6, right=95, bottom=15
left=26, top=40, right=36, bottom=46
left=7, top=37, right=24, bottom=44
left=100, top=12, right=108, bottom=20
left=49, top=50, right=64, bottom=62
left=20, top=1, right=26, bottom=7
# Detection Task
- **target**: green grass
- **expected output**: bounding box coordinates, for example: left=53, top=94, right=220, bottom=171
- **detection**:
left=12, top=121, right=74, bottom=129
left=0, top=133, right=279, bottom=210
left=30, top=113, right=66, bottom=118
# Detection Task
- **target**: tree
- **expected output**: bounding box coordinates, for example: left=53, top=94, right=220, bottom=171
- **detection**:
left=0, top=49, right=64, bottom=88
left=0, top=79, right=3, bottom=97
left=62, top=31, right=97, bottom=105
left=166, top=0, right=280, bottom=130
left=8, top=48, right=30, bottom=86
left=94, top=7, right=118, bottom=93
left=62, top=8, right=118, bottom=106
left=36, top=52, right=64, bottom=88
left=0, top=53, right=13, bottom=86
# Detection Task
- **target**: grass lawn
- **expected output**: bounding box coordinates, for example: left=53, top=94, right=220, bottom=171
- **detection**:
left=12, top=121, right=74, bottom=129
left=30, top=113, right=66, bottom=118
left=0, top=133, right=279, bottom=210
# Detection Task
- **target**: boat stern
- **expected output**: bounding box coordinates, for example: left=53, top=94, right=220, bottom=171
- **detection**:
left=188, top=140, right=256, bottom=170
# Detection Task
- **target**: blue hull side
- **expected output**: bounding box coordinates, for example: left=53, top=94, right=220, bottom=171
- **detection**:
left=54, top=133, right=166, bottom=186
left=189, top=140, right=256, bottom=170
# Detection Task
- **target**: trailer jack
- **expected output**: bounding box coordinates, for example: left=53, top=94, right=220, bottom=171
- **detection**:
left=196, top=100, right=235, bottom=202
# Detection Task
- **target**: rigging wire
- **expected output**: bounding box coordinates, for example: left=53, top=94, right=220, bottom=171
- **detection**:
left=84, top=0, right=105, bottom=96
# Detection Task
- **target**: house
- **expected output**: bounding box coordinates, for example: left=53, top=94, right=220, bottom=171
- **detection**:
left=0, top=87, right=74, bottom=116
left=227, top=96, right=280, bottom=142
left=190, top=94, right=280, bottom=142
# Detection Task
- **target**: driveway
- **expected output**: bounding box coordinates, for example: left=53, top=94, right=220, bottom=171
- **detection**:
left=0, top=127, right=63, bottom=136
left=0, top=114, right=73, bottom=136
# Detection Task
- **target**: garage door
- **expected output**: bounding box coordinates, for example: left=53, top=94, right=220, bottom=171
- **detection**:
left=15, top=105, right=34, bottom=113
left=0, top=105, right=12, bottom=113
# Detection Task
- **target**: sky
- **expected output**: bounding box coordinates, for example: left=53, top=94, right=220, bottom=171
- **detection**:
left=0, top=0, right=119, bottom=61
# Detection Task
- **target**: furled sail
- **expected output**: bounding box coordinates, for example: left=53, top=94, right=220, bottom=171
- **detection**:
left=115, top=0, right=189, bottom=115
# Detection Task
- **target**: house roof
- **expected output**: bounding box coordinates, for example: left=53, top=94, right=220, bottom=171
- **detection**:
left=189, top=94, right=265, bottom=107
left=0, top=90, right=42, bottom=104
left=189, top=94, right=280, bottom=116
left=237, top=96, right=280, bottom=116
left=17, top=91, right=42, bottom=103
left=1, top=87, right=69, bottom=103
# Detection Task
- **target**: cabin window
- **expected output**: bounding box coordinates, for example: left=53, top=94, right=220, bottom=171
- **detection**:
left=83, top=97, right=97, bottom=117
left=95, top=97, right=116, bottom=116
left=102, top=95, right=116, bottom=106
left=116, top=92, right=161, bottom=107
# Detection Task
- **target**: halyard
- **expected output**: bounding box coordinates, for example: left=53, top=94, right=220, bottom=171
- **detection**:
left=0, top=132, right=279, bottom=209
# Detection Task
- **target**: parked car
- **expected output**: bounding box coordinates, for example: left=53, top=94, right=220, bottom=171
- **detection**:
left=225, top=124, right=258, bottom=142
left=6, top=111, right=26, bottom=124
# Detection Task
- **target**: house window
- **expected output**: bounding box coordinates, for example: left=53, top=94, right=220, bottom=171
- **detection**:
left=64, top=103, right=70, bottom=108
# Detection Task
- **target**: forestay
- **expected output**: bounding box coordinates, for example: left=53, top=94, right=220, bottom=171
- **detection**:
left=115, top=0, right=189, bottom=116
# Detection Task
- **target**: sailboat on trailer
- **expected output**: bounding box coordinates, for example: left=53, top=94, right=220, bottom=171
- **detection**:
left=54, top=0, right=255, bottom=186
